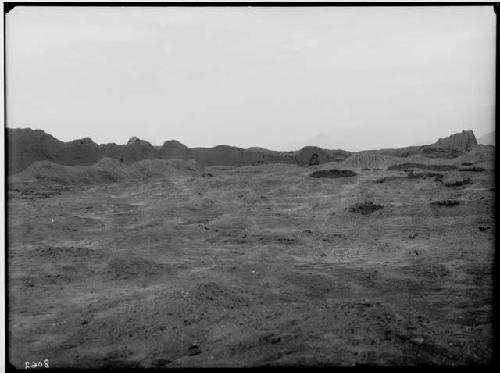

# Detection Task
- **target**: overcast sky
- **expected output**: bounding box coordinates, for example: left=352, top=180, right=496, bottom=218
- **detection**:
left=6, top=6, right=496, bottom=151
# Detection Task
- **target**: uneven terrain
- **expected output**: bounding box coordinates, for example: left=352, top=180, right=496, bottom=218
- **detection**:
left=7, top=147, right=495, bottom=367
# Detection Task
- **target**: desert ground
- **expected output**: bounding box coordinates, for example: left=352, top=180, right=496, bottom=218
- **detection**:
left=7, top=151, right=494, bottom=367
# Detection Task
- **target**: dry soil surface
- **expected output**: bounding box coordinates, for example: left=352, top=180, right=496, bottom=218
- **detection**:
left=8, top=162, right=494, bottom=367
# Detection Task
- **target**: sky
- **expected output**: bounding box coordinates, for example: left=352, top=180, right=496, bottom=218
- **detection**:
left=6, top=6, right=496, bottom=151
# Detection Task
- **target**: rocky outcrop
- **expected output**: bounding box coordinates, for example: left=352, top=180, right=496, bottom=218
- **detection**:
left=432, top=130, right=477, bottom=151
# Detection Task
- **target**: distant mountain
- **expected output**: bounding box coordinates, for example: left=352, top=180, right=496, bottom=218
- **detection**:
left=5, top=128, right=483, bottom=175
left=477, top=131, right=495, bottom=146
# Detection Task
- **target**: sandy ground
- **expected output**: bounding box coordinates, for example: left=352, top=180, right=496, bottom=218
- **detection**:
left=8, top=163, right=494, bottom=367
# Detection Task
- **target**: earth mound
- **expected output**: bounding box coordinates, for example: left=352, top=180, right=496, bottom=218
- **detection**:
left=10, top=157, right=204, bottom=188
left=419, top=146, right=463, bottom=159
left=11, top=158, right=136, bottom=186
left=131, top=159, right=204, bottom=178
left=340, top=152, right=401, bottom=169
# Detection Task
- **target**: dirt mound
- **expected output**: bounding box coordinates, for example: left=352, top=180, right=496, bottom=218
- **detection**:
left=340, top=152, right=402, bottom=169
left=348, top=201, right=384, bottom=215
left=131, top=159, right=204, bottom=177
left=12, top=162, right=76, bottom=185
left=419, top=146, right=463, bottom=159
left=432, top=130, right=477, bottom=151
left=11, top=158, right=136, bottom=186
left=388, top=163, right=456, bottom=171
left=10, top=157, right=206, bottom=188
left=163, top=158, right=204, bottom=172
left=378, top=145, right=423, bottom=158
left=310, top=169, right=357, bottom=178
left=85, top=157, right=138, bottom=180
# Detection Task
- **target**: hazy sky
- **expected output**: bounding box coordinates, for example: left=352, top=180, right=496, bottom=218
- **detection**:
left=6, top=6, right=496, bottom=151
